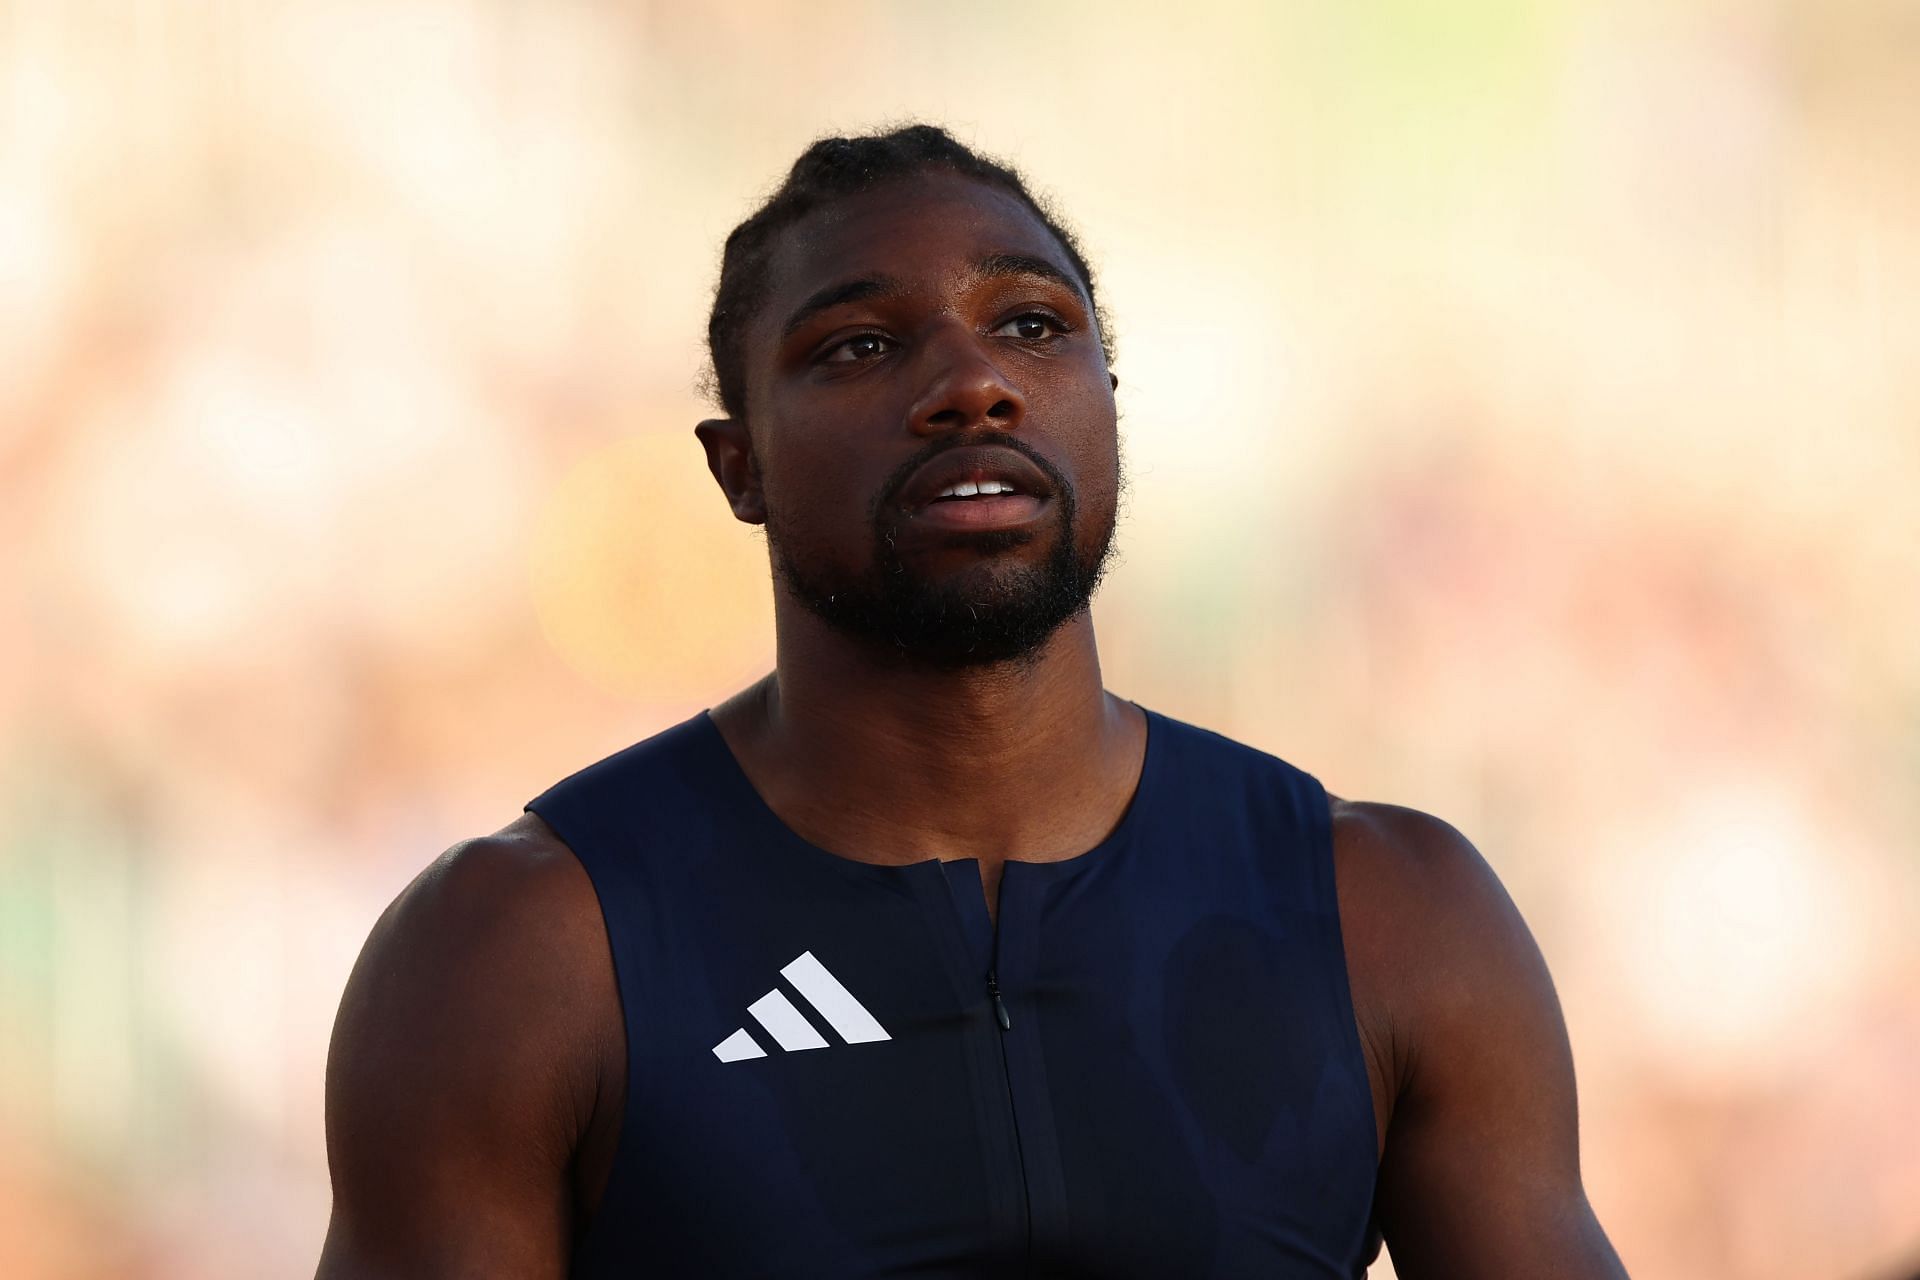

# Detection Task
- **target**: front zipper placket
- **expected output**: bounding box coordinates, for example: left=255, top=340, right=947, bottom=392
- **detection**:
left=921, top=860, right=1073, bottom=1270
left=985, top=932, right=1033, bottom=1271
left=918, top=862, right=1033, bottom=1266
left=986, top=970, right=1012, bottom=1030
left=985, top=866, right=1072, bottom=1267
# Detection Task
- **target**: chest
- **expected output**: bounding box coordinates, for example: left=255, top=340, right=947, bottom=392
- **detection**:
left=571, top=849, right=1381, bottom=1278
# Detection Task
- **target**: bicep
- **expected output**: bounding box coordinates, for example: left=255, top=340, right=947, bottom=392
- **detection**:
left=1364, top=811, right=1628, bottom=1279
left=318, top=837, right=609, bottom=1279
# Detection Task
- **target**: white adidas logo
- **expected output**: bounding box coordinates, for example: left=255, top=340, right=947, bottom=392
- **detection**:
left=712, top=950, right=892, bottom=1063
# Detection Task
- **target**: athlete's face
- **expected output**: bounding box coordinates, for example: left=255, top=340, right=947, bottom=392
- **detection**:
left=697, top=171, right=1124, bottom=669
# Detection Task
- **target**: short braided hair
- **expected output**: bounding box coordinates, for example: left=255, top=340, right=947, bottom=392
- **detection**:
left=704, top=123, right=1111, bottom=420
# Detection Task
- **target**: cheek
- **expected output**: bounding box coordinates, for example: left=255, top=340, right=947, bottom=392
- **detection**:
left=1078, top=453, right=1123, bottom=529
left=1055, top=404, right=1122, bottom=504
left=759, top=441, right=881, bottom=549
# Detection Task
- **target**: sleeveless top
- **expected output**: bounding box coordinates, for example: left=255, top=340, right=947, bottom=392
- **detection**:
left=526, top=702, right=1383, bottom=1278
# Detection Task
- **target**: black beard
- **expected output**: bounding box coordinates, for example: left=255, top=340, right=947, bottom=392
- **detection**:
left=764, top=440, right=1120, bottom=673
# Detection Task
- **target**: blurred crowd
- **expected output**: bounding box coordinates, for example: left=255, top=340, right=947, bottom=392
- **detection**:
left=1, top=2, right=1916, bottom=1276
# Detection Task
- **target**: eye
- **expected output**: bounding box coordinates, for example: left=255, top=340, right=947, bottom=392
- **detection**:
left=992, top=312, right=1070, bottom=341
left=821, top=332, right=895, bottom=364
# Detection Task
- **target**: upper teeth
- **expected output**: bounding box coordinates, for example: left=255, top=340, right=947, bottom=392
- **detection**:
left=937, top=479, right=1015, bottom=499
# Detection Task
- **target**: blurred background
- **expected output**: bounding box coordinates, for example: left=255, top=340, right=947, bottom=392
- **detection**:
left=2, top=0, right=1917, bottom=1276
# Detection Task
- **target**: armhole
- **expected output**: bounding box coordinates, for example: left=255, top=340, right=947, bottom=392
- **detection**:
left=523, top=801, right=645, bottom=1278
left=1299, top=770, right=1387, bottom=1262
left=1305, top=771, right=1382, bottom=1174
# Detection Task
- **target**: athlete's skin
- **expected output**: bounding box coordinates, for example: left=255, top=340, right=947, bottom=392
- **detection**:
left=318, top=171, right=1630, bottom=1278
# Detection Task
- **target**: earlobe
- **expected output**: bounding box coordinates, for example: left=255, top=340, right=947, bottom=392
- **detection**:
left=693, top=418, right=768, bottom=525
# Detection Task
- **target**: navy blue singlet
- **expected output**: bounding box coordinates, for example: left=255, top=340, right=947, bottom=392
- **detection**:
left=526, top=702, right=1383, bottom=1278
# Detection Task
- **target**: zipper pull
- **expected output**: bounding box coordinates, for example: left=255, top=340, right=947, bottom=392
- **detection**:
left=986, top=971, right=1012, bottom=1031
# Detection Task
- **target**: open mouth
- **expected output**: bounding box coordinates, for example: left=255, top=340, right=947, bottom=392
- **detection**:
left=896, top=443, right=1056, bottom=517
left=909, top=487, right=1049, bottom=531
left=928, top=479, right=1023, bottom=503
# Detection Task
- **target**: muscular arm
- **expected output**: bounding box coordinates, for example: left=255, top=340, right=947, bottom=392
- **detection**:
left=317, top=816, right=620, bottom=1279
left=1334, top=801, right=1629, bottom=1280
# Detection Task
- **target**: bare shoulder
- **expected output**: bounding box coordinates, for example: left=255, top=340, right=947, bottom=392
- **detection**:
left=1327, top=795, right=1539, bottom=955
left=1330, top=794, right=1490, bottom=883
left=348, top=812, right=616, bottom=1044
left=1324, top=808, right=1626, bottom=1276
left=319, top=812, right=621, bottom=1277
left=394, top=811, right=604, bottom=949
left=1325, top=797, right=1559, bottom=1145
left=331, top=809, right=620, bottom=1128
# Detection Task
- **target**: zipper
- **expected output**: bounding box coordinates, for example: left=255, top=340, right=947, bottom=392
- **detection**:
left=986, top=940, right=1032, bottom=1271
left=986, top=970, right=1012, bottom=1030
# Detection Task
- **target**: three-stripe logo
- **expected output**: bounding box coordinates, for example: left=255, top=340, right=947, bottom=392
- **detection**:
left=712, top=950, right=891, bottom=1063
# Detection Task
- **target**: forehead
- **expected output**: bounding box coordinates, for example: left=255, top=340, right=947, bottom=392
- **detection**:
left=757, top=171, right=1083, bottom=324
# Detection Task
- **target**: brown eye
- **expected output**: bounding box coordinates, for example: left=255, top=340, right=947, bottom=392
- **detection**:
left=823, top=333, right=894, bottom=363
left=993, top=313, right=1066, bottom=341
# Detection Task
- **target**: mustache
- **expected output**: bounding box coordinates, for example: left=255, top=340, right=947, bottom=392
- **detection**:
left=870, top=432, right=1072, bottom=525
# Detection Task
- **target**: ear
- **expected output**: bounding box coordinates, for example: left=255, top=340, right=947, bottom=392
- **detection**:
left=694, top=418, right=767, bottom=525
left=1109, top=370, right=1120, bottom=392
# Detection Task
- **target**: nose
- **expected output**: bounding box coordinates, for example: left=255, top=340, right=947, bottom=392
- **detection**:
left=904, top=323, right=1027, bottom=437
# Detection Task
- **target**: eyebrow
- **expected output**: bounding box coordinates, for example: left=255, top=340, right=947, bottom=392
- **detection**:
left=778, top=253, right=1089, bottom=342
left=973, top=252, right=1089, bottom=304
left=779, top=275, right=908, bottom=341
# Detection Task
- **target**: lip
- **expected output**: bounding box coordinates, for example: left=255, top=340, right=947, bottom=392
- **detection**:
left=906, top=491, right=1050, bottom=533
left=896, top=444, right=1056, bottom=513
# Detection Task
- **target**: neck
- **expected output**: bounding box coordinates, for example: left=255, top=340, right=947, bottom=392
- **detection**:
left=714, top=601, right=1138, bottom=865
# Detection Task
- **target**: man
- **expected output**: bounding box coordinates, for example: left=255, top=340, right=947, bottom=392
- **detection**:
left=318, top=126, right=1629, bottom=1278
